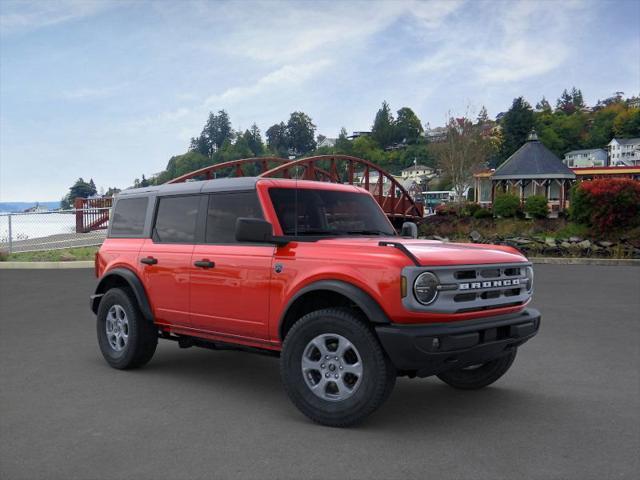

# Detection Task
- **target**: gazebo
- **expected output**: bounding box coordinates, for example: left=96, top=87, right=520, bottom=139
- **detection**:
left=474, top=131, right=576, bottom=216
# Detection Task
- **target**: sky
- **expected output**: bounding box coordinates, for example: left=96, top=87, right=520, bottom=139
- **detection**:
left=1, top=0, right=639, bottom=202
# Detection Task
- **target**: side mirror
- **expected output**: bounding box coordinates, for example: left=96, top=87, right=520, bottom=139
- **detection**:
left=235, top=218, right=288, bottom=246
left=400, top=222, right=418, bottom=239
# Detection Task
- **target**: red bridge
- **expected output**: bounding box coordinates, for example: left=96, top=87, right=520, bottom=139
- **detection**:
left=75, top=155, right=424, bottom=232
left=168, top=155, right=424, bottom=226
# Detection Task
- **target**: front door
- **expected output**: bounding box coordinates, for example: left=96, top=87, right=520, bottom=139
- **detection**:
left=189, top=191, right=274, bottom=341
left=139, top=194, right=203, bottom=327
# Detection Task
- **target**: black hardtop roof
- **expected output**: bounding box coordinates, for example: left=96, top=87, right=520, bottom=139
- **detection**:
left=117, top=177, right=260, bottom=198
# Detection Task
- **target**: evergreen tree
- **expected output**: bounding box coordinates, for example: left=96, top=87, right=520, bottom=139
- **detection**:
left=199, top=110, right=233, bottom=156
left=371, top=101, right=395, bottom=148
left=535, top=97, right=552, bottom=113
left=571, top=87, right=585, bottom=110
left=243, top=123, right=264, bottom=156
left=499, top=97, right=535, bottom=163
left=335, top=127, right=352, bottom=154
left=477, top=106, right=490, bottom=124
left=556, top=89, right=576, bottom=114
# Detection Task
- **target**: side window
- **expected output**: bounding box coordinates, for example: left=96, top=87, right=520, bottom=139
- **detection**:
left=110, top=197, right=148, bottom=237
left=153, top=195, right=200, bottom=243
left=205, top=192, right=263, bottom=243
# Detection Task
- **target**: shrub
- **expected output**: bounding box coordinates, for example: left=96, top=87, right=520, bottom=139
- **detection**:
left=435, top=203, right=457, bottom=216
left=461, top=202, right=481, bottom=217
left=570, top=179, right=640, bottom=233
left=473, top=208, right=493, bottom=219
left=524, top=195, right=549, bottom=219
left=493, top=193, right=521, bottom=218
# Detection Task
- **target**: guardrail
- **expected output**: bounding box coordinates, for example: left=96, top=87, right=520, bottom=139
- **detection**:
left=0, top=208, right=110, bottom=254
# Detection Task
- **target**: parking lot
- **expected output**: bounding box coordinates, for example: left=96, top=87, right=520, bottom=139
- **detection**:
left=0, top=265, right=638, bottom=480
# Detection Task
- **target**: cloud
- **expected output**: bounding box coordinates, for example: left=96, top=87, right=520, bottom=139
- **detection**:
left=0, top=0, right=116, bottom=35
left=412, top=0, right=585, bottom=84
left=205, top=60, right=333, bottom=105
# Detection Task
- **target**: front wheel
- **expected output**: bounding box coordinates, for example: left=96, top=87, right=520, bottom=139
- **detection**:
left=280, top=308, right=396, bottom=427
left=436, top=348, right=517, bottom=390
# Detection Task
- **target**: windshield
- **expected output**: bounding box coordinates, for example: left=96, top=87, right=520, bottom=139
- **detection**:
left=269, top=188, right=396, bottom=237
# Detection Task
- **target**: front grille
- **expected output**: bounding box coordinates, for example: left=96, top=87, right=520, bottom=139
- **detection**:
left=403, top=263, right=531, bottom=314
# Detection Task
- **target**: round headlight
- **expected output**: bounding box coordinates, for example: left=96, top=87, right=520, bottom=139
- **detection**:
left=525, top=266, right=534, bottom=293
left=414, top=271, right=440, bottom=305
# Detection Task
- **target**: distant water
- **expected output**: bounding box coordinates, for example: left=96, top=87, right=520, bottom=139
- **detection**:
left=0, top=212, right=76, bottom=243
left=0, top=201, right=61, bottom=214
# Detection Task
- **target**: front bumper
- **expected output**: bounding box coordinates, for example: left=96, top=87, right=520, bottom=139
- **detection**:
left=375, top=308, right=541, bottom=377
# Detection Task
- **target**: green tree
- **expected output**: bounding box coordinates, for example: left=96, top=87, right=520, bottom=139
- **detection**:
left=371, top=101, right=395, bottom=148
left=499, top=97, right=535, bottom=163
left=613, top=109, right=640, bottom=137
left=62, top=178, right=98, bottom=208
left=266, top=122, right=289, bottom=156
left=197, top=110, right=233, bottom=156
left=571, top=87, right=585, bottom=111
left=524, top=195, right=549, bottom=219
left=243, top=123, right=264, bottom=156
left=535, top=96, right=552, bottom=113
left=556, top=89, right=575, bottom=114
left=477, top=106, right=490, bottom=124
left=351, top=136, right=385, bottom=164
left=493, top=193, right=521, bottom=218
left=335, top=127, right=352, bottom=154
left=286, top=111, right=316, bottom=155
left=395, top=107, right=423, bottom=144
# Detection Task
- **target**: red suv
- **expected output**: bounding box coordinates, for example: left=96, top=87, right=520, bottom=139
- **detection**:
left=91, top=177, right=540, bottom=426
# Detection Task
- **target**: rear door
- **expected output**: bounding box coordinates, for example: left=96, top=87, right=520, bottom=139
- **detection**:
left=189, top=191, right=274, bottom=341
left=139, top=194, right=204, bottom=327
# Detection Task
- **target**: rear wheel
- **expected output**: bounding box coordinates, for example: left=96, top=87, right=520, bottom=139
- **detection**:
left=436, top=348, right=517, bottom=390
left=97, top=288, right=157, bottom=369
left=280, top=308, right=396, bottom=427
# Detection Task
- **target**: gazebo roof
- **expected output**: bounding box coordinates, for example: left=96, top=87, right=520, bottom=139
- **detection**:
left=493, top=131, right=576, bottom=180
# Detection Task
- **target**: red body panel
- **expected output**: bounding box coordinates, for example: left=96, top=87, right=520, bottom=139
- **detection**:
left=97, top=178, right=530, bottom=352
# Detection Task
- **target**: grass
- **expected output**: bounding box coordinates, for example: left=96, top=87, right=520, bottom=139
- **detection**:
left=0, top=246, right=99, bottom=262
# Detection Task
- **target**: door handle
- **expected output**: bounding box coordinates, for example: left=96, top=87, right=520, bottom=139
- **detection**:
left=194, top=260, right=215, bottom=269
left=140, top=256, right=158, bottom=265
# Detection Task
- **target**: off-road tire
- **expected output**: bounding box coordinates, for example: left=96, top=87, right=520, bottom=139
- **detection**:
left=97, top=288, right=158, bottom=369
left=280, top=308, right=396, bottom=427
left=436, top=348, right=517, bottom=390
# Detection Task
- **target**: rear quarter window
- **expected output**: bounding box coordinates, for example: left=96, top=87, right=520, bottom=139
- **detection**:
left=109, top=197, right=148, bottom=237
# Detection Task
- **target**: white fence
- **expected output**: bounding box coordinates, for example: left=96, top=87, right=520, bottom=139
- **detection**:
left=0, top=208, right=110, bottom=253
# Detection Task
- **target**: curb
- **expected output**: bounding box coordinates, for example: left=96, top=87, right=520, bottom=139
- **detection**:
left=529, top=257, right=640, bottom=266
left=0, top=261, right=94, bottom=269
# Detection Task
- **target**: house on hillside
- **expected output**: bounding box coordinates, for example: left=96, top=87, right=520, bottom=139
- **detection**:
left=608, top=138, right=640, bottom=166
left=563, top=148, right=608, bottom=168
left=473, top=130, right=576, bottom=217
left=401, top=164, right=435, bottom=181
left=317, top=137, right=337, bottom=148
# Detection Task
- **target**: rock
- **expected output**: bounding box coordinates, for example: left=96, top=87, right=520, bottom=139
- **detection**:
left=597, top=241, right=614, bottom=248
left=514, top=237, right=533, bottom=245
left=560, top=241, right=572, bottom=249
left=545, top=237, right=556, bottom=247
left=569, top=236, right=582, bottom=243
left=469, top=230, right=482, bottom=243
left=578, top=240, right=591, bottom=249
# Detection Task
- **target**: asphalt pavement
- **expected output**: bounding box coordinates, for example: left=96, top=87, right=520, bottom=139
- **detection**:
left=0, top=265, right=638, bottom=480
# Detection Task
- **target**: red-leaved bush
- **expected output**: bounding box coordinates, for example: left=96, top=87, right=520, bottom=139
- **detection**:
left=570, top=178, right=640, bottom=234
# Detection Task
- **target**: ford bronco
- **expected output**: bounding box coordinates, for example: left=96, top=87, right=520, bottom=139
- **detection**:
left=91, top=177, right=540, bottom=426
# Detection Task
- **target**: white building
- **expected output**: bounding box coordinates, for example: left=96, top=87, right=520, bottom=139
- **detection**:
left=563, top=148, right=608, bottom=168
left=401, top=164, right=435, bottom=180
left=608, top=138, right=640, bottom=166
left=317, top=137, right=336, bottom=148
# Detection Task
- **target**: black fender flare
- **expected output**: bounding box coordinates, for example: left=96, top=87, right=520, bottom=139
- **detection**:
left=280, top=280, right=391, bottom=338
left=91, top=268, right=154, bottom=322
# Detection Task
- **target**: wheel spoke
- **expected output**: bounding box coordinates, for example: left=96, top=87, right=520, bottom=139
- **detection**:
left=301, top=356, right=320, bottom=372
left=342, top=362, right=363, bottom=377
